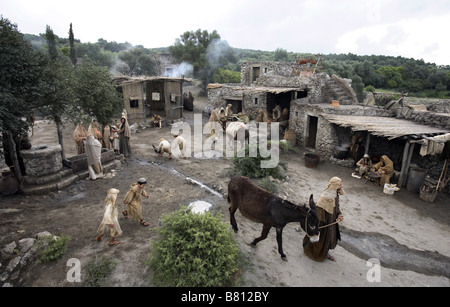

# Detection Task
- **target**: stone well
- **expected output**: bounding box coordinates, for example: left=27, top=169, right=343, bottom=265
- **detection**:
left=20, top=144, right=63, bottom=177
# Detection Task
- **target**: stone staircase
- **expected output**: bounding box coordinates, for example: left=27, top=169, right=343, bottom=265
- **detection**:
left=326, top=75, right=358, bottom=105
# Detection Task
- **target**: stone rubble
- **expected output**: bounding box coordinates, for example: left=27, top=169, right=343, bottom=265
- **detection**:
left=0, top=231, right=54, bottom=287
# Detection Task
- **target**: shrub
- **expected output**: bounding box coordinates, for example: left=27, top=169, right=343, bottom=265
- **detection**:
left=148, top=207, right=241, bottom=287
left=83, top=256, right=117, bottom=287
left=256, top=177, right=279, bottom=194
left=232, top=145, right=286, bottom=179
left=364, top=85, right=376, bottom=92
left=36, top=234, right=70, bottom=263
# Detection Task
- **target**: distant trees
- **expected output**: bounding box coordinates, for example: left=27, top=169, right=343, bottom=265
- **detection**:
left=322, top=53, right=449, bottom=98
left=117, top=47, right=156, bottom=76
left=169, top=29, right=223, bottom=89
left=212, top=68, right=241, bottom=83
left=169, top=29, right=220, bottom=76
left=18, top=23, right=449, bottom=98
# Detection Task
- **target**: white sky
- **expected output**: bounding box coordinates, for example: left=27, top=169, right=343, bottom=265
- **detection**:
left=1, top=0, right=449, bottom=65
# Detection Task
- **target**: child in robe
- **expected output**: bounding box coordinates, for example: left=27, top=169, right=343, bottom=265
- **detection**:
left=96, top=188, right=122, bottom=246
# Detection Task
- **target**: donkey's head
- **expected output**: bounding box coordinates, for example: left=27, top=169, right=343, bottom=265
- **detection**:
left=305, top=194, right=320, bottom=242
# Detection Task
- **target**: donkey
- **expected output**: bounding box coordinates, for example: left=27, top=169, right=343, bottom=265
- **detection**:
left=228, top=176, right=320, bottom=261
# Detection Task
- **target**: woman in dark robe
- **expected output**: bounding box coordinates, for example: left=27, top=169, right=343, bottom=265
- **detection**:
left=117, top=116, right=131, bottom=157
left=303, top=177, right=344, bottom=262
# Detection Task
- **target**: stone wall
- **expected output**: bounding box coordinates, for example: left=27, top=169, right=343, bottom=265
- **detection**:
left=395, top=106, right=450, bottom=129
left=20, top=144, right=63, bottom=177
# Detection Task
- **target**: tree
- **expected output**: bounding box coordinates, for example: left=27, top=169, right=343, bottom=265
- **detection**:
left=376, top=66, right=404, bottom=88
left=0, top=17, right=48, bottom=182
left=274, top=48, right=288, bottom=62
left=117, top=47, right=156, bottom=76
left=350, top=74, right=365, bottom=103
left=169, top=29, right=221, bottom=88
left=212, top=68, right=241, bottom=83
left=42, top=25, right=76, bottom=159
left=72, top=59, right=123, bottom=126
left=69, top=23, right=77, bottom=65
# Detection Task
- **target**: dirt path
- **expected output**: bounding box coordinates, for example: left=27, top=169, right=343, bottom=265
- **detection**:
left=1, top=86, right=449, bottom=287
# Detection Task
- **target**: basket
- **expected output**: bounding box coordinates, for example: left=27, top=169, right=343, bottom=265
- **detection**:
left=419, top=186, right=438, bottom=203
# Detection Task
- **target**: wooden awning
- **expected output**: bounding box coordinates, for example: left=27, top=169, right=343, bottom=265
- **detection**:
left=321, top=114, right=450, bottom=140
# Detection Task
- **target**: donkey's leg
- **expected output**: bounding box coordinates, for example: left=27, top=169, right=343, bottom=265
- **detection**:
left=275, top=227, right=287, bottom=261
left=229, top=200, right=239, bottom=233
left=251, top=225, right=271, bottom=246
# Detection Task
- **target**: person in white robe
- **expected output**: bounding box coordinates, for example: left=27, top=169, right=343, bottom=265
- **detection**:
left=86, top=135, right=103, bottom=180
left=172, top=134, right=187, bottom=159
left=157, top=138, right=172, bottom=159
left=96, top=188, right=122, bottom=246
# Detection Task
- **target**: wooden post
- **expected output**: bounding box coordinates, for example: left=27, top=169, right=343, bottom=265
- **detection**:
left=398, top=139, right=410, bottom=188
left=364, top=132, right=370, bottom=155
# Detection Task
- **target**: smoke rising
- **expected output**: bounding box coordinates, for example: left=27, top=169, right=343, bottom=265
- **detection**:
left=167, top=61, right=193, bottom=78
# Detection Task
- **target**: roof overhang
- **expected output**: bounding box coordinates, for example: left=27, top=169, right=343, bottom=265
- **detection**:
left=321, top=114, right=450, bottom=140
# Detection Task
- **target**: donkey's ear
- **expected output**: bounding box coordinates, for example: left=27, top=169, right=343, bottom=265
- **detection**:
left=309, top=194, right=316, bottom=210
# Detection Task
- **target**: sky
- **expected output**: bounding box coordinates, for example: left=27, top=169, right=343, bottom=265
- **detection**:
left=1, top=0, right=450, bottom=65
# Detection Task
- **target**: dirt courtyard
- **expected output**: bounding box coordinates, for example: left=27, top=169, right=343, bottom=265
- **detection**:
left=1, top=88, right=449, bottom=287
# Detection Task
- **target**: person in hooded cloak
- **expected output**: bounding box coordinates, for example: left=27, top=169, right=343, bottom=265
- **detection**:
left=303, top=177, right=344, bottom=262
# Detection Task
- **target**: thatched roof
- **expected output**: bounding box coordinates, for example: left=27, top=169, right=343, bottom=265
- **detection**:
left=321, top=114, right=450, bottom=140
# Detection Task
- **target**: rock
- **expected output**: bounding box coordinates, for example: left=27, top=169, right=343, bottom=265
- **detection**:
left=2, top=242, right=17, bottom=256
left=6, top=256, right=21, bottom=272
left=18, top=238, right=35, bottom=253
left=36, top=231, right=52, bottom=239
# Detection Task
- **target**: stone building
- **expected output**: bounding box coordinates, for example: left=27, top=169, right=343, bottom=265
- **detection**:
left=207, top=61, right=450, bottom=193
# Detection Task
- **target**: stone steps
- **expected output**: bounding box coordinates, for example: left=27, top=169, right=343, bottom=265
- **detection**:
left=326, top=79, right=355, bottom=105
left=21, top=159, right=122, bottom=195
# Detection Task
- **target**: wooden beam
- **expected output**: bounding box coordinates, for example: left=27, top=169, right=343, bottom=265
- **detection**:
left=398, top=140, right=410, bottom=188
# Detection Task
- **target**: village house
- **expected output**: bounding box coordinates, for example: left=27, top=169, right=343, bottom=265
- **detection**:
left=207, top=61, right=450, bottom=198
left=113, top=76, right=185, bottom=124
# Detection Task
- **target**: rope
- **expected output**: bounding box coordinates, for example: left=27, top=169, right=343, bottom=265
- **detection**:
left=319, top=219, right=341, bottom=229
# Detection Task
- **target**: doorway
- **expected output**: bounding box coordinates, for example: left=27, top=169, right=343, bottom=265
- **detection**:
left=306, top=115, right=318, bottom=148
left=226, top=99, right=242, bottom=114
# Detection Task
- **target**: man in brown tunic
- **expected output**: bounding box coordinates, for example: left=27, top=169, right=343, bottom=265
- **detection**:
left=122, top=178, right=150, bottom=226
left=303, top=177, right=344, bottom=262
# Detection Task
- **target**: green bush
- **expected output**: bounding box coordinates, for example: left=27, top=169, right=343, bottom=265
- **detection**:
left=36, top=234, right=70, bottom=263
left=83, top=256, right=117, bottom=287
left=232, top=145, right=286, bottom=179
left=148, top=207, right=241, bottom=287
left=255, top=177, right=279, bottom=194
left=364, top=85, right=376, bottom=92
